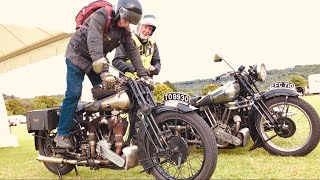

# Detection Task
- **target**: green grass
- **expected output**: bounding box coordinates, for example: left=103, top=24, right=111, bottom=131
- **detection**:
left=1, top=95, right=320, bottom=179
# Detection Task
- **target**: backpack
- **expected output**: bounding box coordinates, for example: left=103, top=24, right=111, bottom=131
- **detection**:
left=75, top=0, right=113, bottom=30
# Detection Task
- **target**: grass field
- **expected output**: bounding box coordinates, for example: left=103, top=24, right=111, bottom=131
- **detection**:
left=1, top=95, right=320, bottom=179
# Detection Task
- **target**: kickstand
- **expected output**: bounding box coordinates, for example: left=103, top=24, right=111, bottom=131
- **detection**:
left=249, top=134, right=278, bottom=151
left=55, top=164, right=62, bottom=180
left=74, top=166, right=79, bottom=176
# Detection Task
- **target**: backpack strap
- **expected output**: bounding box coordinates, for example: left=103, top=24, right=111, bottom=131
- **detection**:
left=104, top=5, right=113, bottom=30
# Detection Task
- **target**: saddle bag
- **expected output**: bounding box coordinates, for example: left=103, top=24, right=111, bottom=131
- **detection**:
left=26, top=108, right=59, bottom=132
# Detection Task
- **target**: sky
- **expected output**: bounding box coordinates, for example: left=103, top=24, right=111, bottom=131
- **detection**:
left=0, top=0, right=320, bottom=99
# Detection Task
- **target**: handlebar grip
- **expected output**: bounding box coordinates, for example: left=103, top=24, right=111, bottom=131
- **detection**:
left=213, top=73, right=227, bottom=81
left=213, top=76, right=221, bottom=81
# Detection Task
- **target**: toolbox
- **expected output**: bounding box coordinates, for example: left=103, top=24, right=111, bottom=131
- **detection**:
left=26, top=108, right=59, bottom=132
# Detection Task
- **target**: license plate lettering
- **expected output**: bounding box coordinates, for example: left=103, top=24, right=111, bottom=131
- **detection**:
left=164, top=92, right=190, bottom=105
left=270, top=81, right=296, bottom=90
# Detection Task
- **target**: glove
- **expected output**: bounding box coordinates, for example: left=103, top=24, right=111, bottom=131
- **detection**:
left=127, top=64, right=136, bottom=73
left=137, top=67, right=150, bottom=77
left=100, top=72, right=116, bottom=90
left=93, top=57, right=109, bottom=74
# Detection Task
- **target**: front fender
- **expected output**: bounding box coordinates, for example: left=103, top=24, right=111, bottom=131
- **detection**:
left=262, top=88, right=299, bottom=100
left=152, top=103, right=197, bottom=115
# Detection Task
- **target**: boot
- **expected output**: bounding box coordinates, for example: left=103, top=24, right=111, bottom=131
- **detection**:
left=54, top=134, right=73, bottom=149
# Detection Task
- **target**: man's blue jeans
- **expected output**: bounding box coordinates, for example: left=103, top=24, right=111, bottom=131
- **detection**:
left=57, top=59, right=101, bottom=136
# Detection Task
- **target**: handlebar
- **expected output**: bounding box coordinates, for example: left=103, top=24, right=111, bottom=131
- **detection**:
left=213, top=71, right=234, bottom=81
left=139, top=76, right=156, bottom=89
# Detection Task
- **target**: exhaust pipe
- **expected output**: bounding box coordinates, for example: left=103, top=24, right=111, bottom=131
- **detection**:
left=37, top=155, right=114, bottom=165
left=37, top=145, right=140, bottom=170
left=238, top=127, right=250, bottom=147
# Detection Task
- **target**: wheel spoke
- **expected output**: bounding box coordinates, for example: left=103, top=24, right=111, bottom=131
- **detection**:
left=151, top=117, right=206, bottom=179
left=260, top=100, right=312, bottom=152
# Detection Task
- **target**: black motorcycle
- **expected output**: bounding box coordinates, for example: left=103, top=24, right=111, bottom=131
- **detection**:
left=164, top=54, right=320, bottom=156
left=26, top=70, right=218, bottom=179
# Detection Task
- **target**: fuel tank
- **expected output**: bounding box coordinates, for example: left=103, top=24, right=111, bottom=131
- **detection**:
left=196, top=81, right=240, bottom=106
left=85, top=90, right=131, bottom=112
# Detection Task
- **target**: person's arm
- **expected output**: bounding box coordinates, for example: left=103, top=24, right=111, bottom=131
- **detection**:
left=150, top=43, right=161, bottom=75
left=87, top=8, right=116, bottom=89
left=112, top=45, right=136, bottom=73
left=122, top=31, right=148, bottom=77
left=87, top=8, right=108, bottom=63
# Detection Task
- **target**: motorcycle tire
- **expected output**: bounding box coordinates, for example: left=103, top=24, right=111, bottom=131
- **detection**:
left=138, top=111, right=218, bottom=180
left=37, top=130, right=75, bottom=175
left=252, top=96, right=320, bottom=156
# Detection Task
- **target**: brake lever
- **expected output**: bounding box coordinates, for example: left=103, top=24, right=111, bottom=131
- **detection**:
left=140, top=77, right=155, bottom=90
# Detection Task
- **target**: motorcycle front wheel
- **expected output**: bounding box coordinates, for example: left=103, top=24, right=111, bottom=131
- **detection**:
left=37, top=130, right=75, bottom=175
left=138, top=111, right=218, bottom=180
left=253, top=96, right=320, bottom=156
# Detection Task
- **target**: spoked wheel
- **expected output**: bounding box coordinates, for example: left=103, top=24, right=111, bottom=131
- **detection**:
left=254, top=96, right=320, bottom=156
left=37, top=130, right=75, bottom=175
left=139, top=111, right=218, bottom=180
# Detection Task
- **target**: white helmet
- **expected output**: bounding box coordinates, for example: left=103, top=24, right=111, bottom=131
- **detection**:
left=136, top=14, right=157, bottom=36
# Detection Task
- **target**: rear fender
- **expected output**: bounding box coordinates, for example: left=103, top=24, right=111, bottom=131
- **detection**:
left=33, top=131, right=42, bottom=151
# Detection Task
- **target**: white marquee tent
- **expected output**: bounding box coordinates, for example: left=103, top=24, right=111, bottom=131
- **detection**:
left=0, top=24, right=72, bottom=147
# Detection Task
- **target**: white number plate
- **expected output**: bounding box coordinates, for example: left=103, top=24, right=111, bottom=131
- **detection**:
left=163, top=92, right=190, bottom=106
left=270, top=82, right=296, bottom=90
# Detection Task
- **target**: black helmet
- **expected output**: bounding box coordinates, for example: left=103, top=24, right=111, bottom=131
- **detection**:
left=115, top=0, right=143, bottom=25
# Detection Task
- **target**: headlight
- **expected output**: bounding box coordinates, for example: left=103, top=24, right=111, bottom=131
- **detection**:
left=251, top=63, right=267, bottom=81
left=256, top=63, right=267, bottom=81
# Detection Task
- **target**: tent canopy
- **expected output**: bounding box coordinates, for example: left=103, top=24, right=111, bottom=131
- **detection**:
left=0, top=24, right=72, bottom=74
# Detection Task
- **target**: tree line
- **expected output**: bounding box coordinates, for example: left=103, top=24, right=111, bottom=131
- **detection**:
left=3, top=82, right=176, bottom=116
left=4, top=64, right=318, bottom=115
left=173, top=64, right=319, bottom=95
left=4, top=95, right=64, bottom=116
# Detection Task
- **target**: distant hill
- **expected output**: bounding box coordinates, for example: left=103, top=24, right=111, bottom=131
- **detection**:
left=3, top=94, right=64, bottom=101
left=173, top=64, right=320, bottom=95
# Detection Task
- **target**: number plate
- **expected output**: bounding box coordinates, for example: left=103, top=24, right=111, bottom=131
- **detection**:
left=270, top=81, right=296, bottom=90
left=163, top=92, right=190, bottom=106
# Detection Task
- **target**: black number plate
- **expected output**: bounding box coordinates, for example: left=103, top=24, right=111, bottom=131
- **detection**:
left=163, top=92, right=190, bottom=105
left=270, top=82, right=296, bottom=90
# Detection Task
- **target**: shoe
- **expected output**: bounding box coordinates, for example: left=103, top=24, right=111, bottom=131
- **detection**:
left=54, top=134, right=73, bottom=149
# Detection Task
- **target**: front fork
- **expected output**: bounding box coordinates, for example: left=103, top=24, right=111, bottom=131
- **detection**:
left=136, top=112, right=176, bottom=173
left=137, top=111, right=170, bottom=151
left=128, top=80, right=170, bottom=152
left=250, top=96, right=289, bottom=150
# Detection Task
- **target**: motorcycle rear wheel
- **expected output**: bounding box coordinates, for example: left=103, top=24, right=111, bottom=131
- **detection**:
left=37, top=130, right=75, bottom=175
left=253, top=96, right=320, bottom=156
left=139, top=111, right=218, bottom=180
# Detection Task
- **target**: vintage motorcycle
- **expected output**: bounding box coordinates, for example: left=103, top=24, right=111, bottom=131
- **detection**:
left=26, top=67, right=218, bottom=180
left=164, top=54, right=320, bottom=156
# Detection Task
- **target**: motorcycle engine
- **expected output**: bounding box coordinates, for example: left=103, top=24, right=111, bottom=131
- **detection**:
left=80, top=111, right=128, bottom=162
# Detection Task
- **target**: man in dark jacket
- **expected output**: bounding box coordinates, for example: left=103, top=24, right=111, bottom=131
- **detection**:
left=112, top=14, right=161, bottom=78
left=54, top=0, right=149, bottom=148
